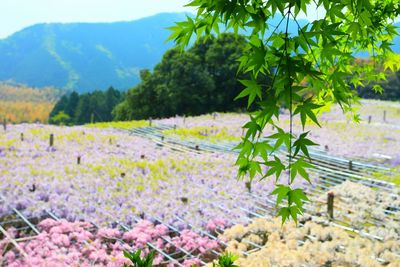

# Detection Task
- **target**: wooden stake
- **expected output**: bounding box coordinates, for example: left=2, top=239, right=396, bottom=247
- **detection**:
left=368, top=115, right=371, bottom=124
left=245, top=181, right=252, bottom=193
left=149, top=117, right=152, bottom=126
left=20, top=133, right=24, bottom=141
left=2, top=118, right=6, bottom=131
left=327, top=192, right=334, bottom=219
left=77, top=156, right=81, bottom=165
left=348, top=160, right=353, bottom=171
left=49, top=134, right=54, bottom=147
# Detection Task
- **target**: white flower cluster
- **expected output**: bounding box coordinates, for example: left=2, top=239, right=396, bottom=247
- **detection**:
left=214, top=217, right=400, bottom=267
left=315, top=181, right=400, bottom=240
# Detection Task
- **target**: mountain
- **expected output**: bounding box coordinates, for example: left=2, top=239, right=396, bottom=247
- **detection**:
left=0, top=13, right=307, bottom=93
left=0, top=13, right=187, bottom=93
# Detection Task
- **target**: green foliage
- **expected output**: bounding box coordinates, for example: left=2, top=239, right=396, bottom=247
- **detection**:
left=163, top=126, right=239, bottom=142
left=49, top=87, right=124, bottom=125
left=272, top=185, right=309, bottom=224
left=113, top=33, right=270, bottom=120
left=169, top=0, right=400, bottom=223
left=86, top=120, right=147, bottom=129
left=371, top=167, right=400, bottom=186
left=51, top=111, right=70, bottom=125
left=212, top=252, right=239, bottom=267
left=123, top=249, right=155, bottom=267
left=357, top=67, right=400, bottom=100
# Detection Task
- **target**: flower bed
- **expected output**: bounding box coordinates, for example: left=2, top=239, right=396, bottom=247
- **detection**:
left=312, top=181, right=400, bottom=241
left=0, top=124, right=306, bottom=229
left=212, top=217, right=400, bottom=267
left=1, top=218, right=221, bottom=266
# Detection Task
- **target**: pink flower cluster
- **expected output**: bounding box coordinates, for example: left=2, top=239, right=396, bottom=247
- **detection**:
left=2, top=219, right=132, bottom=267
left=0, top=218, right=221, bottom=266
left=206, top=218, right=227, bottom=232
left=170, top=229, right=219, bottom=254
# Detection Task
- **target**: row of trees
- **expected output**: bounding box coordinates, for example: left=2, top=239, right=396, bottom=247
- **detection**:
left=49, top=87, right=123, bottom=125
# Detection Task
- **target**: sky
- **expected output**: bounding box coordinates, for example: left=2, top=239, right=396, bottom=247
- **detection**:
left=0, top=1, right=397, bottom=39
left=0, top=0, right=195, bottom=38
left=0, top=0, right=330, bottom=39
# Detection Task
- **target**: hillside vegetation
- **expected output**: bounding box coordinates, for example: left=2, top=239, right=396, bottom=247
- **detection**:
left=49, top=87, right=124, bottom=125
left=0, top=83, right=61, bottom=123
left=0, top=13, right=186, bottom=92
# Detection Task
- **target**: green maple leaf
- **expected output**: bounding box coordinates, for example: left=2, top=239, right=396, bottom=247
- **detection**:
left=236, top=156, right=250, bottom=178
left=271, top=184, right=290, bottom=205
left=288, top=188, right=309, bottom=210
left=267, top=126, right=293, bottom=152
left=253, top=141, right=272, bottom=161
left=277, top=207, right=291, bottom=224
left=289, top=205, right=300, bottom=224
left=293, top=131, right=319, bottom=158
left=257, top=98, right=280, bottom=126
left=263, top=156, right=285, bottom=181
left=235, top=79, right=262, bottom=108
left=293, top=98, right=323, bottom=129
left=290, top=157, right=313, bottom=183
left=166, top=16, right=196, bottom=48
left=242, top=116, right=261, bottom=141
left=235, top=139, right=253, bottom=157
left=248, top=160, right=262, bottom=181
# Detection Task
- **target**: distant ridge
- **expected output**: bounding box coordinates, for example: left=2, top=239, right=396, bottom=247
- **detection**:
left=0, top=13, right=188, bottom=92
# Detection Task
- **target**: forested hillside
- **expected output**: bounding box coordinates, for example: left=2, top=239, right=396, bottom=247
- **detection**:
left=0, top=13, right=186, bottom=92
left=0, top=83, right=61, bottom=123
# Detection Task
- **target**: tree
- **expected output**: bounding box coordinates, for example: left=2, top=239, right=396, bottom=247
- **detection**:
left=51, top=111, right=70, bottom=125
left=114, top=33, right=263, bottom=120
left=105, top=87, right=122, bottom=121
left=168, top=0, right=400, bottom=223
left=49, top=95, right=70, bottom=124
left=74, top=94, right=91, bottom=124
left=65, top=91, right=80, bottom=119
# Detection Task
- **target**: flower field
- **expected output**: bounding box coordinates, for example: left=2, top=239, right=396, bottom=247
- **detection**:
left=1, top=100, right=400, bottom=266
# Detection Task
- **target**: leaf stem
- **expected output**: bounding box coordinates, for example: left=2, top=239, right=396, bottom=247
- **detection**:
left=285, top=6, right=293, bottom=186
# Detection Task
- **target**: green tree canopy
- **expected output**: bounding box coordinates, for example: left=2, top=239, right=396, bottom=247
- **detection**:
left=113, top=33, right=267, bottom=120
left=49, top=87, right=124, bottom=125
left=168, top=0, right=400, bottom=223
